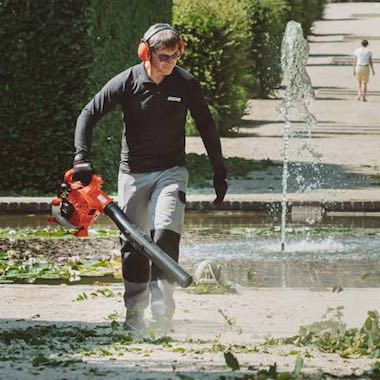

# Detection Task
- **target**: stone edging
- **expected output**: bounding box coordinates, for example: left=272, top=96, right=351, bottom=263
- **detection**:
left=0, top=198, right=380, bottom=214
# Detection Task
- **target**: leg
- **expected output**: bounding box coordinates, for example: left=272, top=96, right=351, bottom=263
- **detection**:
left=118, top=171, right=153, bottom=328
left=356, top=67, right=364, bottom=100
left=357, top=76, right=363, bottom=100
left=362, top=82, right=367, bottom=101
left=357, top=81, right=362, bottom=100
left=149, top=166, right=188, bottom=327
left=150, top=229, right=180, bottom=324
left=362, top=67, right=370, bottom=101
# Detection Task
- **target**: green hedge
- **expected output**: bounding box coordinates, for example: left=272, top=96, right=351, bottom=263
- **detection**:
left=286, top=0, right=327, bottom=36
left=173, top=0, right=252, bottom=135
left=244, top=0, right=289, bottom=98
left=244, top=0, right=327, bottom=98
left=173, top=0, right=328, bottom=130
left=0, top=0, right=91, bottom=193
left=0, top=0, right=172, bottom=193
left=1, top=0, right=328, bottom=193
left=88, top=0, right=172, bottom=192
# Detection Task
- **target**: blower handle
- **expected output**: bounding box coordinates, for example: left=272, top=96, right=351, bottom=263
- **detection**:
left=104, top=202, right=193, bottom=288
left=64, top=169, right=103, bottom=190
left=64, top=169, right=75, bottom=184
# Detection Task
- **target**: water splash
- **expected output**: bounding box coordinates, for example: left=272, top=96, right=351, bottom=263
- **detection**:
left=182, top=236, right=380, bottom=261
left=278, top=21, right=321, bottom=252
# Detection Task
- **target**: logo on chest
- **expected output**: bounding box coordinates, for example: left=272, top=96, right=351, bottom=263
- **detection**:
left=167, top=96, right=182, bottom=102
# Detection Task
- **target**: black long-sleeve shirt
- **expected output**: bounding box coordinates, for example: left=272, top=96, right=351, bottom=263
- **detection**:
left=75, top=62, right=225, bottom=174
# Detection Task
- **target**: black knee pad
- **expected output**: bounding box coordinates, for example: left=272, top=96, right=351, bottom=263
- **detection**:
left=120, top=239, right=151, bottom=283
left=151, top=229, right=180, bottom=281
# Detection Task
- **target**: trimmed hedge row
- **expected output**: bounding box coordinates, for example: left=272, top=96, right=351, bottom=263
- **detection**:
left=173, top=0, right=328, bottom=134
left=173, top=0, right=252, bottom=134
left=1, top=0, right=172, bottom=193
left=1, top=1, right=91, bottom=192
left=87, top=0, right=172, bottom=191
left=244, top=0, right=289, bottom=98
left=1, top=0, right=326, bottom=192
left=286, top=0, right=327, bottom=37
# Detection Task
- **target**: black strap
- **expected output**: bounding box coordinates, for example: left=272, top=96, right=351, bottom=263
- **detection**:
left=143, top=23, right=175, bottom=43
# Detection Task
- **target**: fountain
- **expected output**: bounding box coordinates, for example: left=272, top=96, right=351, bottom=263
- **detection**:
left=277, top=21, right=322, bottom=252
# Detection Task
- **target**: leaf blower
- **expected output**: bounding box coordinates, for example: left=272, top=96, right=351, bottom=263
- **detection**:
left=48, top=169, right=193, bottom=288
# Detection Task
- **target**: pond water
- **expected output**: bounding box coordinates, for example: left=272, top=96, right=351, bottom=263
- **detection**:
left=181, top=212, right=380, bottom=289
left=1, top=212, right=380, bottom=288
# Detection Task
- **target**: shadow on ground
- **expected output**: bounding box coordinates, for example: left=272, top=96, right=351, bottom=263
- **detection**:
left=239, top=161, right=379, bottom=195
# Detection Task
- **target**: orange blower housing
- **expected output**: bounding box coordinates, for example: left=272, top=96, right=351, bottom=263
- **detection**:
left=49, top=169, right=112, bottom=237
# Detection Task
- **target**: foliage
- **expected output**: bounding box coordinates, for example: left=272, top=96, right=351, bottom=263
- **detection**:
left=75, top=288, right=120, bottom=301
left=173, top=0, right=252, bottom=135
left=242, top=0, right=327, bottom=98
left=187, top=283, right=236, bottom=295
left=0, top=316, right=379, bottom=377
left=1, top=223, right=376, bottom=244
left=0, top=322, right=173, bottom=366
left=0, top=0, right=92, bottom=193
left=0, top=251, right=122, bottom=284
left=285, top=0, right=328, bottom=36
left=87, top=0, right=173, bottom=191
left=32, top=354, right=82, bottom=368
left=273, top=308, right=380, bottom=358
left=224, top=351, right=240, bottom=371
left=0, top=226, right=117, bottom=238
left=243, top=0, right=289, bottom=98
left=1, top=0, right=172, bottom=193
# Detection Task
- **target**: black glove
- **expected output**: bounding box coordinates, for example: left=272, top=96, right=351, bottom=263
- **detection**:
left=72, top=153, right=94, bottom=186
left=213, top=167, right=228, bottom=206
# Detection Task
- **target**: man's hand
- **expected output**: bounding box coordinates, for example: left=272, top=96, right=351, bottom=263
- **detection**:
left=213, top=168, right=228, bottom=206
left=72, top=153, right=94, bottom=186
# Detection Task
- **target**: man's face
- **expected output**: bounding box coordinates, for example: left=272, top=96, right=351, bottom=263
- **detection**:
left=150, top=46, right=181, bottom=76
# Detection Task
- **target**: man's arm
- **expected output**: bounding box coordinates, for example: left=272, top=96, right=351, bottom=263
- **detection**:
left=74, top=72, right=126, bottom=156
left=353, top=56, right=357, bottom=76
left=188, top=78, right=228, bottom=204
left=72, top=72, right=127, bottom=184
left=369, top=55, right=375, bottom=75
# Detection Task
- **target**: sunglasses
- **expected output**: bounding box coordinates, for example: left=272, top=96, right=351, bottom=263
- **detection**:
left=152, top=50, right=182, bottom=63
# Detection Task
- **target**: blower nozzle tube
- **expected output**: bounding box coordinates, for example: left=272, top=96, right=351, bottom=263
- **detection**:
left=104, top=202, right=193, bottom=288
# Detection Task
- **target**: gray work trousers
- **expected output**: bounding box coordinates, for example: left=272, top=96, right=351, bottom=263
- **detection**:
left=118, top=166, right=188, bottom=321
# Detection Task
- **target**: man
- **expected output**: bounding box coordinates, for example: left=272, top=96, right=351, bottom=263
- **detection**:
left=72, top=24, right=228, bottom=331
left=353, top=39, right=375, bottom=101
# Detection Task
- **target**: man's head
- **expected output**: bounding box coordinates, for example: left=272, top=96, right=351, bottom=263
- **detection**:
left=138, top=24, right=184, bottom=61
left=138, top=23, right=184, bottom=76
left=361, top=39, right=369, bottom=47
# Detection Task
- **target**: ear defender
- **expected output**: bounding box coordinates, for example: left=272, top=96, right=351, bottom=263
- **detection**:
left=179, top=37, right=185, bottom=52
left=137, top=41, right=150, bottom=62
left=137, top=24, right=185, bottom=62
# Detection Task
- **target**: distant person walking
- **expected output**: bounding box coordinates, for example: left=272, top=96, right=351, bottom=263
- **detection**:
left=353, top=39, right=375, bottom=101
